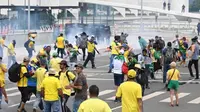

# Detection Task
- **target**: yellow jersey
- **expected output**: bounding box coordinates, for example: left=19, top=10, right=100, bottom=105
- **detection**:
left=87, top=41, right=95, bottom=53
left=17, top=64, right=28, bottom=87
left=41, top=76, right=61, bottom=101
left=34, top=67, right=47, bottom=91
left=50, top=58, right=62, bottom=73
left=78, top=98, right=111, bottom=112
left=167, top=69, right=180, bottom=81
left=0, top=64, right=7, bottom=87
left=56, top=36, right=65, bottom=48
left=59, top=71, right=76, bottom=96
left=111, top=41, right=121, bottom=55
left=7, top=43, right=15, bottom=56
left=116, top=81, right=142, bottom=112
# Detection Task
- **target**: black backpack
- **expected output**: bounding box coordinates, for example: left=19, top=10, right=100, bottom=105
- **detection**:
left=24, top=40, right=31, bottom=48
left=8, top=62, right=26, bottom=83
left=165, top=48, right=174, bottom=64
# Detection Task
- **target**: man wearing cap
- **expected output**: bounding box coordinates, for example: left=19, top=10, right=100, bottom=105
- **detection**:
left=41, top=68, right=63, bottom=112
left=188, top=37, right=199, bottom=79
left=7, top=40, right=16, bottom=68
left=50, top=52, right=62, bottom=73
left=116, top=69, right=143, bottom=112
left=25, top=33, right=35, bottom=58
left=17, top=57, right=32, bottom=112
left=70, top=63, right=88, bottom=112
left=58, top=60, right=76, bottom=112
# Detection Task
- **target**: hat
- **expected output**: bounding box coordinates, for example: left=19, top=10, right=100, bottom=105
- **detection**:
left=75, top=63, right=84, bottom=69
left=170, top=62, right=176, bottom=67
left=52, top=52, right=58, bottom=57
left=59, top=60, right=69, bottom=67
left=127, top=69, right=137, bottom=78
left=23, top=57, right=30, bottom=62
left=31, top=57, right=38, bottom=63
left=48, top=68, right=56, bottom=75
left=191, top=36, right=198, bottom=42
left=135, top=64, right=141, bottom=69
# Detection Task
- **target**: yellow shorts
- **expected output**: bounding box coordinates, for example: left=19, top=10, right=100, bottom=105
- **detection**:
left=0, top=79, right=5, bottom=88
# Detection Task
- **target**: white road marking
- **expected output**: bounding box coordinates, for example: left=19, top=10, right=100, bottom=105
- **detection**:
left=6, top=87, right=18, bottom=92
left=7, top=92, right=20, bottom=97
left=188, top=97, right=200, bottom=104
left=143, top=91, right=166, bottom=101
left=111, top=91, right=166, bottom=111
left=160, top=93, right=190, bottom=102
left=99, top=90, right=115, bottom=96
left=8, top=99, right=36, bottom=108
left=87, top=78, right=113, bottom=81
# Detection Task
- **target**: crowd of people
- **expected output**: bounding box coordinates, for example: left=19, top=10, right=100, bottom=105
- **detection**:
left=0, top=30, right=199, bottom=112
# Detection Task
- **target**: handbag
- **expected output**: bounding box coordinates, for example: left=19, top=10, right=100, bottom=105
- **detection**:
left=165, top=69, right=176, bottom=91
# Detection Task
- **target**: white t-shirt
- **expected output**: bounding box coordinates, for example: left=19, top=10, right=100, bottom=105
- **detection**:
left=112, top=56, right=124, bottom=74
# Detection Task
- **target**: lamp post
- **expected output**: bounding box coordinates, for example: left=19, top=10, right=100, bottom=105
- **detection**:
left=140, top=0, right=143, bottom=31
left=28, top=0, right=30, bottom=32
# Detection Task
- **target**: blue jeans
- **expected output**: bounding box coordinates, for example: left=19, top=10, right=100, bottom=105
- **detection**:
left=26, top=48, right=33, bottom=58
left=7, top=55, right=16, bottom=68
left=163, top=64, right=170, bottom=83
left=44, top=100, right=60, bottom=112
left=109, top=54, right=116, bottom=70
left=73, top=99, right=84, bottom=112
left=0, top=88, right=2, bottom=105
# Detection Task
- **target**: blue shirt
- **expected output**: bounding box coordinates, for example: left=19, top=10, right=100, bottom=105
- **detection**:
left=27, top=64, right=38, bottom=87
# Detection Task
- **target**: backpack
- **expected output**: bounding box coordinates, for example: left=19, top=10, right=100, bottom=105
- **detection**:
left=24, top=40, right=31, bottom=48
left=165, top=48, right=174, bottom=64
left=57, top=70, right=74, bottom=82
left=8, top=62, right=26, bottom=83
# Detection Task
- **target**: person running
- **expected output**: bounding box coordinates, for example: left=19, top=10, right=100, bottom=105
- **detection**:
left=112, top=49, right=125, bottom=102
left=68, top=44, right=79, bottom=70
left=188, top=37, right=199, bottom=79
left=168, top=2, right=171, bottom=11
left=163, top=2, right=166, bottom=10
left=56, top=33, right=65, bottom=58
left=32, top=60, right=47, bottom=112
left=41, top=68, right=63, bottom=112
left=79, top=32, right=88, bottom=61
left=83, top=37, right=100, bottom=69
left=179, top=37, right=188, bottom=66
left=0, top=35, right=7, bottom=58
left=37, top=46, right=48, bottom=69
left=78, top=85, right=111, bottom=112
left=116, top=69, right=143, bottom=112
left=162, top=42, right=176, bottom=83
left=71, top=64, right=88, bottom=112
left=108, top=36, right=121, bottom=73
left=17, top=57, right=31, bottom=112
left=58, top=60, right=76, bottom=112
left=138, top=36, right=147, bottom=50
left=0, top=57, right=8, bottom=109
left=49, top=52, right=62, bottom=73
left=24, top=33, right=35, bottom=58
left=167, top=62, right=180, bottom=107
left=7, top=40, right=16, bottom=68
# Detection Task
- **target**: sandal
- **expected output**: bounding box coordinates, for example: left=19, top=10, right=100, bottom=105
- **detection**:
left=170, top=104, right=174, bottom=107
left=176, top=104, right=179, bottom=106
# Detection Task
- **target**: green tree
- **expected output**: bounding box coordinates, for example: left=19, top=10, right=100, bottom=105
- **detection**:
left=189, top=0, right=200, bottom=12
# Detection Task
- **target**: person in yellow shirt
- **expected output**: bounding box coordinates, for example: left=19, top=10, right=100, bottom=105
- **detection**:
left=167, top=62, right=180, bottom=107
left=7, top=40, right=16, bottom=68
left=56, top=33, right=65, bottom=58
left=108, top=35, right=121, bottom=73
left=17, top=57, right=31, bottom=112
left=0, top=57, right=8, bottom=109
left=116, top=69, right=143, bottom=112
left=24, top=33, right=36, bottom=58
left=49, top=52, right=62, bottom=73
left=41, top=68, right=63, bottom=112
left=0, top=35, right=7, bottom=58
left=78, top=85, right=111, bottom=112
left=83, top=37, right=100, bottom=69
left=32, top=61, right=47, bottom=112
left=58, top=60, right=75, bottom=112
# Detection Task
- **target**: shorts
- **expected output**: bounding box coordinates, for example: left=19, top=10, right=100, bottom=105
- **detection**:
left=168, top=80, right=179, bottom=91
left=114, top=74, right=124, bottom=86
left=0, top=79, right=5, bottom=88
